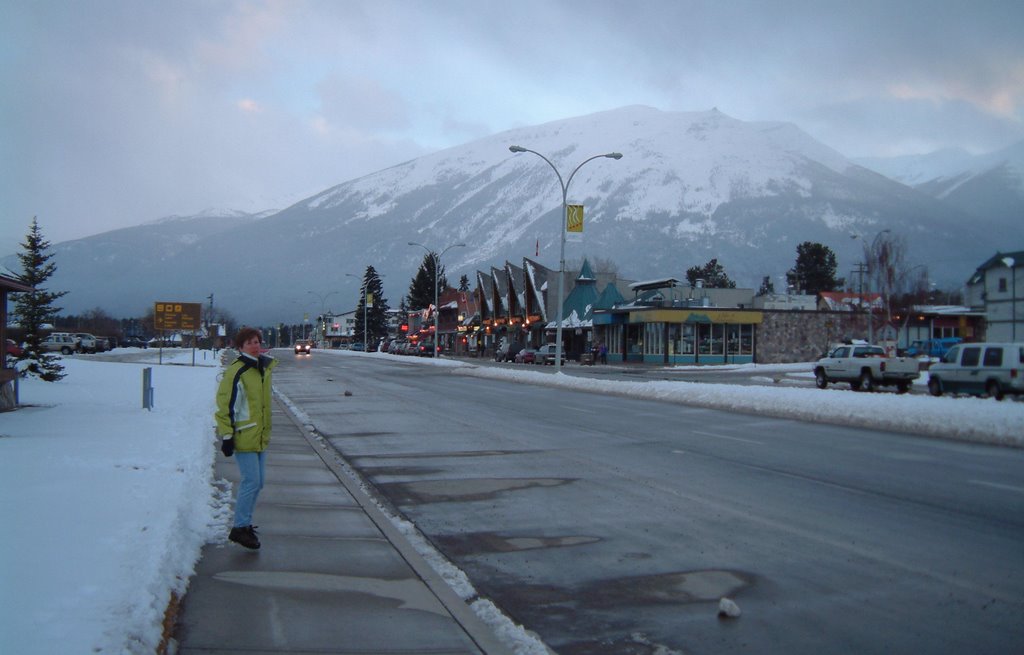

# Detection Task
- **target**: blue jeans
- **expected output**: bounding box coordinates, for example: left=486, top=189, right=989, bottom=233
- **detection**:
left=233, top=451, right=266, bottom=528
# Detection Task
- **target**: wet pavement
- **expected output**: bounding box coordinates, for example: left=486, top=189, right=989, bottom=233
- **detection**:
left=172, top=399, right=514, bottom=655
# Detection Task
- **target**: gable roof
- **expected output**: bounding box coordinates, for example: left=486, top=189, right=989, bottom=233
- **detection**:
left=594, top=283, right=626, bottom=310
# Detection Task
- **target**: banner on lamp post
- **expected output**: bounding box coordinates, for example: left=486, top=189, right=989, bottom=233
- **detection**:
left=566, top=204, right=583, bottom=243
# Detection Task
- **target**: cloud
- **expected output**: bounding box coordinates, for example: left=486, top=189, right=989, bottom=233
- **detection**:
left=2, top=0, right=1024, bottom=256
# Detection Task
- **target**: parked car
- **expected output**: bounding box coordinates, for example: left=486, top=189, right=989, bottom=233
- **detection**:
left=122, top=337, right=148, bottom=349
left=534, top=344, right=567, bottom=366
left=813, top=342, right=920, bottom=393
left=72, top=333, right=101, bottom=353
left=417, top=340, right=440, bottom=356
left=905, top=337, right=962, bottom=359
left=294, top=339, right=312, bottom=355
left=350, top=342, right=365, bottom=352
left=41, top=333, right=79, bottom=355
left=927, top=342, right=1024, bottom=400
left=6, top=339, right=23, bottom=357
left=514, top=348, right=537, bottom=364
left=495, top=338, right=523, bottom=362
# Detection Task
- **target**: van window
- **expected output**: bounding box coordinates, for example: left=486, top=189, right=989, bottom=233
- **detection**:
left=983, top=348, right=1003, bottom=367
left=961, top=347, right=981, bottom=367
left=942, top=346, right=960, bottom=364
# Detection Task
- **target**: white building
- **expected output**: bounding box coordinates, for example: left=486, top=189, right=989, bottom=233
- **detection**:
left=965, top=251, right=1023, bottom=342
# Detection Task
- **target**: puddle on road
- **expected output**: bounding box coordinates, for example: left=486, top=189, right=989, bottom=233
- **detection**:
left=377, top=477, right=572, bottom=505
left=435, top=531, right=600, bottom=556
left=500, top=569, right=752, bottom=611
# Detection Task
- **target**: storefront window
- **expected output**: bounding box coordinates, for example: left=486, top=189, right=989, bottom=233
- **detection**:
left=644, top=323, right=664, bottom=356
left=682, top=324, right=695, bottom=354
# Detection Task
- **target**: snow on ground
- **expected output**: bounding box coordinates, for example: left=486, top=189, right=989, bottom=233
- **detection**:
left=2, top=348, right=1022, bottom=654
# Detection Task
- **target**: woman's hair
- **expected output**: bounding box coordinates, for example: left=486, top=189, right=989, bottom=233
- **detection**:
left=233, top=327, right=262, bottom=348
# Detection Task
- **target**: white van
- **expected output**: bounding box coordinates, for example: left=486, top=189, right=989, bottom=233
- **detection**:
left=927, top=342, right=1024, bottom=400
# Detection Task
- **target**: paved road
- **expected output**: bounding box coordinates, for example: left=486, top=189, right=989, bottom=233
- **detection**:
left=278, top=352, right=1023, bottom=654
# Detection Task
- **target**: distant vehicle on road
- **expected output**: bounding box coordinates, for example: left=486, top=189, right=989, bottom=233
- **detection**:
left=814, top=342, right=920, bottom=393
left=294, top=339, right=312, bottom=355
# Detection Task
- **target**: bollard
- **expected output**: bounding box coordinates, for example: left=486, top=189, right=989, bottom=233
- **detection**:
left=142, top=367, right=155, bottom=410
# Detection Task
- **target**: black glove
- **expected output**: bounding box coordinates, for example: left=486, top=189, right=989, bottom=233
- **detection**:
left=220, top=438, right=235, bottom=457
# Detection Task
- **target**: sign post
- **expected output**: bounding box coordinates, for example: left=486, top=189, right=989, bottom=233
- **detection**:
left=154, top=302, right=202, bottom=365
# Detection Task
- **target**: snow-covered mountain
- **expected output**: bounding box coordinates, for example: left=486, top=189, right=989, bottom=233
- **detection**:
left=856, top=141, right=1024, bottom=231
left=4, top=106, right=1008, bottom=326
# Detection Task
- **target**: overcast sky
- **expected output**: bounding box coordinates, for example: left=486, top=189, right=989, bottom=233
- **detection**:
left=3, top=0, right=1023, bottom=256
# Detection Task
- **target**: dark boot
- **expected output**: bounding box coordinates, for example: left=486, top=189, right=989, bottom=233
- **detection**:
left=229, top=525, right=260, bottom=550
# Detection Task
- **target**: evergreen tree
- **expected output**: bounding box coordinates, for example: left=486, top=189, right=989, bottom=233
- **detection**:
left=685, top=258, right=736, bottom=288
left=458, top=274, right=470, bottom=292
left=406, top=252, right=447, bottom=310
left=756, top=275, right=776, bottom=297
left=12, top=218, right=68, bottom=381
left=354, top=266, right=390, bottom=346
left=786, top=242, right=842, bottom=295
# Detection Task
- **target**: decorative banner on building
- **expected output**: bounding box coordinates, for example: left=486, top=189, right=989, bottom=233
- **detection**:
left=566, top=204, right=583, bottom=243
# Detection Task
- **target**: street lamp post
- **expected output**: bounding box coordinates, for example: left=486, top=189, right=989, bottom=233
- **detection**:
left=345, top=273, right=369, bottom=350
left=1002, top=256, right=1017, bottom=341
left=509, top=145, right=623, bottom=372
left=408, top=241, right=466, bottom=357
left=307, top=290, right=338, bottom=347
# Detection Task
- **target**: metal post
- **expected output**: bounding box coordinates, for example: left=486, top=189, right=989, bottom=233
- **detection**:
left=508, top=146, right=623, bottom=372
left=1003, top=257, right=1017, bottom=340
left=409, top=242, right=466, bottom=357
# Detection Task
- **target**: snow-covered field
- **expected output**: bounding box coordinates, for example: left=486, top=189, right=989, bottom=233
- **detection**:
left=1, top=349, right=1021, bottom=654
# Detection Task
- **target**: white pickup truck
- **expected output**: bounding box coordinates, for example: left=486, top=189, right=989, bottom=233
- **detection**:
left=814, top=343, right=921, bottom=393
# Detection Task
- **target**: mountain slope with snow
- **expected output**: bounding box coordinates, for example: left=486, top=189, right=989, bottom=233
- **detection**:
left=3, top=106, right=1007, bottom=325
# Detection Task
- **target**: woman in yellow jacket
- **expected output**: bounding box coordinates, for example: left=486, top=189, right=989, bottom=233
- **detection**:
left=215, top=327, right=278, bottom=549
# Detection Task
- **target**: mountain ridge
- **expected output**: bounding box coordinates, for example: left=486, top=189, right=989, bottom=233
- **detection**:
left=4, top=107, right=1015, bottom=326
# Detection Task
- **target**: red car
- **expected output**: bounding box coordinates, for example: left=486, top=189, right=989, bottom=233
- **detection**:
left=6, top=339, right=23, bottom=357
left=514, top=348, right=536, bottom=364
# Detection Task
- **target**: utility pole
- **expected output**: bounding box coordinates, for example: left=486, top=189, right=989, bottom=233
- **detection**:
left=852, top=263, right=870, bottom=341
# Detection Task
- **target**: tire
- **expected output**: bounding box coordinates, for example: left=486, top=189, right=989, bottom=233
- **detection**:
left=928, top=378, right=943, bottom=397
left=814, top=369, right=829, bottom=389
left=859, top=369, right=875, bottom=392
left=986, top=380, right=1005, bottom=401
left=61, top=346, right=72, bottom=355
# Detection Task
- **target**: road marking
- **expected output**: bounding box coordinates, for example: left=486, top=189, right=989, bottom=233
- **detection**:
left=969, top=479, right=1024, bottom=494
left=691, top=430, right=764, bottom=445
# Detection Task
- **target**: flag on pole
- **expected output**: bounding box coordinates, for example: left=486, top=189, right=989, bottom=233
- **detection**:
left=535, top=238, right=539, bottom=256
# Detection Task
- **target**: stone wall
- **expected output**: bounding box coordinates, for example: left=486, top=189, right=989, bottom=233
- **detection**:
left=756, top=310, right=870, bottom=363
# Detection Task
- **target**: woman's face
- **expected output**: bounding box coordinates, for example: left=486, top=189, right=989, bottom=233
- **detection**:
left=241, top=335, right=262, bottom=357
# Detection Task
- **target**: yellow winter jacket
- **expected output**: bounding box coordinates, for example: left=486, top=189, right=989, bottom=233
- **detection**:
left=215, top=353, right=278, bottom=452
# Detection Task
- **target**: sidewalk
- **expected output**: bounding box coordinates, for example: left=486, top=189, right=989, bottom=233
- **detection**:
left=173, top=399, right=513, bottom=655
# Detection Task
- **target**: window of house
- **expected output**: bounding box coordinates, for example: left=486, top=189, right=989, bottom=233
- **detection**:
left=998, top=277, right=1008, bottom=292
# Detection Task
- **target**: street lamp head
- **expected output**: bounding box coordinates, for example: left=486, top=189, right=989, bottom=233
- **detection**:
left=606, top=152, right=623, bottom=160
left=509, top=145, right=527, bottom=153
